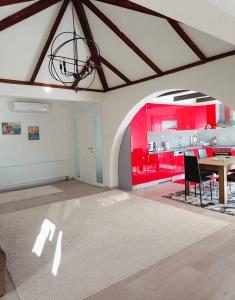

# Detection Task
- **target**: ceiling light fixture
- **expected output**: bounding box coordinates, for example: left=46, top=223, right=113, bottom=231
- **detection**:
left=48, top=5, right=99, bottom=91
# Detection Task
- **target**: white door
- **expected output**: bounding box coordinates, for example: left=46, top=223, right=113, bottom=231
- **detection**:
left=76, top=114, right=97, bottom=185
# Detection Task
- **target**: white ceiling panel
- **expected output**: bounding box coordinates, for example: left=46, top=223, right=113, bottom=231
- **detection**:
left=92, top=1, right=200, bottom=71
left=0, top=1, right=38, bottom=20
left=131, top=0, right=235, bottom=46
left=0, top=2, right=61, bottom=81
left=85, top=5, right=156, bottom=81
left=102, top=63, right=125, bottom=88
left=180, top=23, right=235, bottom=57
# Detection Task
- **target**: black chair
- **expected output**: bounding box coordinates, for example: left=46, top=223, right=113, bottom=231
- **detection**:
left=198, top=148, right=208, bottom=159
left=227, top=172, right=235, bottom=189
left=198, top=148, right=217, bottom=177
left=184, top=155, right=213, bottom=206
left=184, top=150, right=194, bottom=156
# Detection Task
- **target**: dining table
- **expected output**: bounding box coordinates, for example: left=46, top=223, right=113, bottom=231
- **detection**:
left=186, top=156, right=235, bottom=204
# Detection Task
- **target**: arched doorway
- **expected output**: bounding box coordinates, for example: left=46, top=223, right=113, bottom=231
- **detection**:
left=110, top=88, right=232, bottom=189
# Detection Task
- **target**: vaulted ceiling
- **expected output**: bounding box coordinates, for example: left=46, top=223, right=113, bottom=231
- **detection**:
left=0, top=0, right=235, bottom=93
left=131, top=0, right=235, bottom=46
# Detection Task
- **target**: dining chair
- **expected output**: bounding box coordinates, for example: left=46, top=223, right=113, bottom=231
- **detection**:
left=227, top=172, right=235, bottom=190
left=198, top=148, right=217, bottom=178
left=198, top=148, right=208, bottom=159
left=184, top=155, right=214, bottom=206
left=184, top=150, right=194, bottom=156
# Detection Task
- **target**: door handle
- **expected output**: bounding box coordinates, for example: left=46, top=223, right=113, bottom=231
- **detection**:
left=88, top=147, right=94, bottom=150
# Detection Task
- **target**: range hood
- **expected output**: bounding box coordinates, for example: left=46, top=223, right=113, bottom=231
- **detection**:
left=216, top=104, right=235, bottom=128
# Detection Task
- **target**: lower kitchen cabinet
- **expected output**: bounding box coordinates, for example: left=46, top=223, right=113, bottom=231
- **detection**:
left=205, top=147, right=214, bottom=157
left=131, top=150, right=148, bottom=185
left=174, top=155, right=184, bottom=175
left=146, top=154, right=159, bottom=181
left=158, top=152, right=174, bottom=178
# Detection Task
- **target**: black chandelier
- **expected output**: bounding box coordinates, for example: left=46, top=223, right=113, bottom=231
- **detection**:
left=48, top=6, right=99, bottom=89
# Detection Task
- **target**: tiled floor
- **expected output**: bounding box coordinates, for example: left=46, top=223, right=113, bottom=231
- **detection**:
left=1, top=180, right=235, bottom=300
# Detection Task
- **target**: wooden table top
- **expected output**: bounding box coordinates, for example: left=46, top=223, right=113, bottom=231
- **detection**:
left=199, top=156, right=235, bottom=168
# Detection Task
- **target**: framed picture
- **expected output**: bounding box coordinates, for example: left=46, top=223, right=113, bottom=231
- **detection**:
left=2, top=122, right=21, bottom=135
left=28, top=126, right=40, bottom=141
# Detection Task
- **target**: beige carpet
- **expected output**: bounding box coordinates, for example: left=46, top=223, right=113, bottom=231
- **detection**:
left=0, top=190, right=228, bottom=300
left=0, top=185, right=63, bottom=204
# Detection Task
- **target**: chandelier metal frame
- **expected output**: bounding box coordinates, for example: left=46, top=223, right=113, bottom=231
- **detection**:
left=48, top=5, right=99, bottom=88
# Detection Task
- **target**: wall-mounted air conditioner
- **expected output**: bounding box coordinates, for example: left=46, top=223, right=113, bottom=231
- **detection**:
left=13, top=102, right=50, bottom=113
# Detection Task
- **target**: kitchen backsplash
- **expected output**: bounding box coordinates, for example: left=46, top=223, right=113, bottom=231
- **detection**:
left=153, top=127, right=235, bottom=147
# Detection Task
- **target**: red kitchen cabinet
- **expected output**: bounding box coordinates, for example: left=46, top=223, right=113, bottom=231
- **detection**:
left=176, top=106, right=189, bottom=130
left=130, top=103, right=217, bottom=186
left=179, top=105, right=216, bottom=130
left=146, top=104, right=216, bottom=131
left=158, top=152, right=174, bottom=178
left=207, top=105, right=216, bottom=128
left=194, top=106, right=207, bottom=129
left=130, top=106, right=149, bottom=185
left=131, top=150, right=148, bottom=185
left=174, top=155, right=184, bottom=175
left=130, top=106, right=148, bottom=153
left=232, top=150, right=235, bottom=156
left=205, top=147, right=214, bottom=157
left=193, top=105, right=216, bottom=130
left=148, top=104, right=178, bottom=132
left=146, top=154, right=159, bottom=181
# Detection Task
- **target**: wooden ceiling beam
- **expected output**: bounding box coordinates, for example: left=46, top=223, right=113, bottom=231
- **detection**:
left=196, top=97, right=215, bottom=103
left=160, top=90, right=189, bottom=97
left=0, top=0, right=61, bottom=31
left=71, top=56, right=91, bottom=90
left=100, top=56, right=131, bottom=83
left=94, top=0, right=170, bottom=20
left=30, top=0, right=69, bottom=84
left=1, top=49, right=234, bottom=94
left=0, top=78, right=104, bottom=92
left=0, top=0, right=33, bottom=6
left=72, top=0, right=108, bottom=91
left=174, top=92, right=205, bottom=101
left=168, top=20, right=207, bottom=61
left=107, top=50, right=235, bottom=92
left=82, top=0, right=162, bottom=74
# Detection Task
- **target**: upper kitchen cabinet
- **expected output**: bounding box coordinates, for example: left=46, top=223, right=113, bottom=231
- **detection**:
left=178, top=104, right=216, bottom=130
left=194, top=105, right=216, bottom=129
left=194, top=106, right=208, bottom=129
left=206, top=104, right=217, bottom=128
left=148, top=104, right=178, bottom=132
left=130, top=106, right=149, bottom=153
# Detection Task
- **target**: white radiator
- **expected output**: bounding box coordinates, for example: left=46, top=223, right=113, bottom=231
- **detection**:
left=0, top=160, right=72, bottom=189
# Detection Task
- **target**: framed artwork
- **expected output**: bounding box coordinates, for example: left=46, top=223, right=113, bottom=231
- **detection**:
left=2, top=122, right=21, bottom=135
left=28, top=126, right=40, bottom=141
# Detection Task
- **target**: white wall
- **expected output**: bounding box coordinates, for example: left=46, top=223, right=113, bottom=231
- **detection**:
left=102, top=56, right=235, bottom=187
left=0, top=82, right=102, bottom=103
left=0, top=98, right=74, bottom=189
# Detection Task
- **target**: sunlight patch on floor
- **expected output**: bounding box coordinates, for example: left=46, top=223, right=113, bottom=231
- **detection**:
left=32, top=218, right=56, bottom=257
